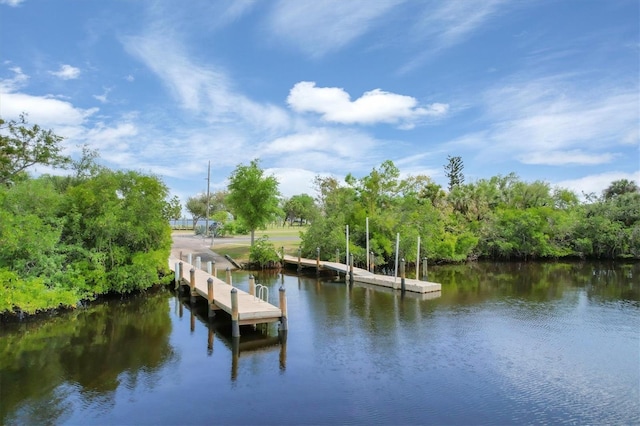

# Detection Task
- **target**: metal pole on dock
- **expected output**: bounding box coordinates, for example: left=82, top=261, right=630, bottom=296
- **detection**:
left=207, top=278, right=215, bottom=318
left=231, top=288, right=240, bottom=337
left=316, top=247, right=320, bottom=275
left=366, top=217, right=370, bottom=272
left=279, top=286, right=288, bottom=332
left=190, top=268, right=197, bottom=304
left=416, top=236, right=421, bottom=280
left=394, top=233, right=400, bottom=283
left=225, top=267, right=232, bottom=285
left=346, top=225, right=349, bottom=266
left=400, top=259, right=406, bottom=293
left=249, top=275, right=255, bottom=296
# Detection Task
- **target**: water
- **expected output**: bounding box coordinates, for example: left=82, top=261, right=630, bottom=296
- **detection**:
left=1, top=262, right=638, bottom=425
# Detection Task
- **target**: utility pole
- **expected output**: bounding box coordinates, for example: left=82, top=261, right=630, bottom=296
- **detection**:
left=205, top=161, right=211, bottom=237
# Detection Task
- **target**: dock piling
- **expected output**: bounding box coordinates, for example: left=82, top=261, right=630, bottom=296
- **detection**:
left=249, top=275, right=255, bottom=296
left=316, top=247, right=320, bottom=275
left=231, top=288, right=240, bottom=337
left=225, top=267, right=232, bottom=285
left=187, top=253, right=192, bottom=265
left=195, top=256, right=201, bottom=270
left=279, top=286, right=288, bottom=332
left=400, top=259, right=406, bottom=293
left=207, top=261, right=212, bottom=274
left=207, top=277, right=215, bottom=318
left=190, top=268, right=197, bottom=304
left=174, top=262, right=180, bottom=290
left=349, top=253, right=354, bottom=285
left=297, top=248, right=302, bottom=272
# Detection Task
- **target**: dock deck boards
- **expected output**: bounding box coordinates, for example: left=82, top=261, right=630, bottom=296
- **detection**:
left=282, top=254, right=441, bottom=294
left=169, top=257, right=282, bottom=324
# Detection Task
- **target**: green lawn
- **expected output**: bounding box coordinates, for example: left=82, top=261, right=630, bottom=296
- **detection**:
left=213, top=225, right=306, bottom=263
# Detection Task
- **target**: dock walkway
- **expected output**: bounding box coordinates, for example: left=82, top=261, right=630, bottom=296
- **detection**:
left=282, top=254, right=441, bottom=294
left=169, top=257, right=284, bottom=333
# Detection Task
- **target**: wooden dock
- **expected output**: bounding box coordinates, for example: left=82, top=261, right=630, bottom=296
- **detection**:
left=281, top=254, right=441, bottom=294
left=169, top=257, right=286, bottom=336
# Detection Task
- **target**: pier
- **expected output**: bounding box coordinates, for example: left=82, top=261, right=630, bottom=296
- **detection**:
left=170, top=256, right=287, bottom=337
left=281, top=254, right=441, bottom=294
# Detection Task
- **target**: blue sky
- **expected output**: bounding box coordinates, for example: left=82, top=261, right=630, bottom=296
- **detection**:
left=1, top=0, right=638, bottom=206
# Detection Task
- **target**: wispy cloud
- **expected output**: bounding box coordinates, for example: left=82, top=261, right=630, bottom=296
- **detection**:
left=287, top=81, right=448, bottom=127
left=267, top=0, right=402, bottom=57
left=0, top=0, right=25, bottom=6
left=49, top=64, right=81, bottom=80
left=123, top=32, right=289, bottom=133
left=473, top=75, right=639, bottom=166
left=400, top=0, right=509, bottom=73
left=0, top=66, right=28, bottom=91
left=555, top=170, right=640, bottom=199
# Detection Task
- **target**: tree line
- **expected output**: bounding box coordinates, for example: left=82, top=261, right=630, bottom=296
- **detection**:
left=1, top=116, right=173, bottom=315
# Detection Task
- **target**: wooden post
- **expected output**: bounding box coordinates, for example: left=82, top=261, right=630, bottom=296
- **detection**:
left=281, top=246, right=284, bottom=266
left=416, top=236, right=421, bottom=280
left=174, top=262, right=180, bottom=290
left=231, top=288, right=240, bottom=337
left=249, top=275, right=255, bottom=296
left=422, top=257, right=428, bottom=280
left=195, top=256, right=201, bottom=270
left=207, top=261, right=212, bottom=274
left=180, top=250, right=183, bottom=261
left=225, top=267, right=232, bottom=285
left=187, top=253, right=192, bottom=265
left=190, top=268, right=197, bottom=304
left=316, top=247, right=320, bottom=275
left=369, top=251, right=374, bottom=273
left=213, top=260, right=217, bottom=277
left=279, top=286, right=288, bottom=331
left=297, top=247, right=302, bottom=272
left=349, top=253, right=354, bottom=285
left=400, top=259, right=406, bottom=293
left=207, top=278, right=215, bottom=318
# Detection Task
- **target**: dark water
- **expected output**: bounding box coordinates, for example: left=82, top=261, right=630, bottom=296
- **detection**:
left=1, top=262, right=639, bottom=425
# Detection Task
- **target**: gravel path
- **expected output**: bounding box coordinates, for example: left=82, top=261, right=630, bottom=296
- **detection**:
left=170, top=232, right=237, bottom=270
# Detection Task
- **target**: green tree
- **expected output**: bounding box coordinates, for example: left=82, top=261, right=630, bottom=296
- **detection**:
left=0, top=114, right=70, bottom=186
left=165, top=195, right=182, bottom=222
left=444, top=155, right=464, bottom=191
left=282, top=194, right=319, bottom=226
left=603, top=179, right=639, bottom=200
left=226, top=159, right=281, bottom=245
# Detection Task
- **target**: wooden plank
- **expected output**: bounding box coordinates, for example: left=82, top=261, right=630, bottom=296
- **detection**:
left=169, top=257, right=282, bottom=322
left=281, top=254, right=441, bottom=293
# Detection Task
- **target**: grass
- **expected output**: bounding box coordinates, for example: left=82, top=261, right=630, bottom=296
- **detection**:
left=212, top=225, right=306, bottom=263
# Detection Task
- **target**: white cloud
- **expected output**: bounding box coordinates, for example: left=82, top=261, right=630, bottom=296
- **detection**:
left=266, top=167, right=320, bottom=198
left=554, top=170, right=640, bottom=199
left=0, top=0, right=25, bottom=6
left=287, top=81, right=448, bottom=127
left=123, top=33, right=290, bottom=133
left=49, top=64, right=81, bottom=80
left=124, top=74, right=135, bottom=82
left=267, top=0, right=401, bottom=57
left=519, top=150, right=617, bottom=166
left=476, top=76, right=639, bottom=166
left=0, top=92, right=97, bottom=128
left=0, top=66, right=28, bottom=92
left=93, top=87, right=111, bottom=103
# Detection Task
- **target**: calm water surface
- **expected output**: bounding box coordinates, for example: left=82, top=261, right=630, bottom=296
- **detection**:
left=1, top=262, right=639, bottom=425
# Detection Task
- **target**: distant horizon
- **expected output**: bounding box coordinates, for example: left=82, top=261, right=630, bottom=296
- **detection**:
left=1, top=0, right=638, bottom=204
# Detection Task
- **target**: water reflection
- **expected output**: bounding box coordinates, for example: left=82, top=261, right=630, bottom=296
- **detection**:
left=173, top=292, right=287, bottom=381
left=1, top=261, right=638, bottom=425
left=0, top=291, right=177, bottom=425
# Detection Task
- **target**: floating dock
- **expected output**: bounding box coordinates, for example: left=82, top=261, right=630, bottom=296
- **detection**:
left=281, top=254, right=441, bottom=294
